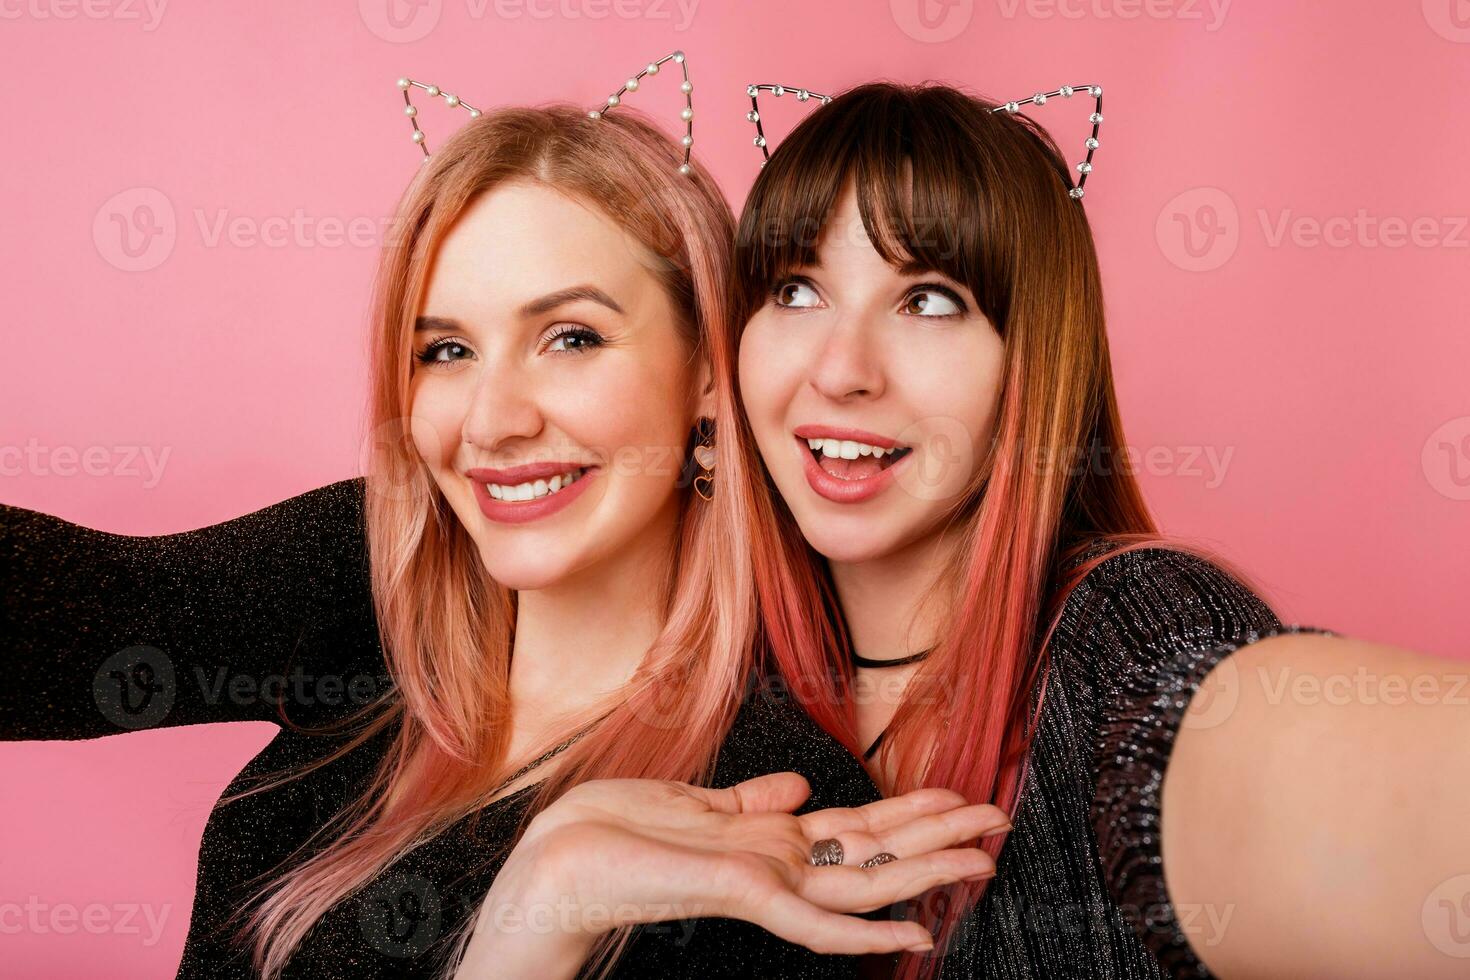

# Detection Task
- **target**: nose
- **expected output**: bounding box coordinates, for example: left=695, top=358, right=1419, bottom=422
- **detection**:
left=808, top=312, right=886, bottom=402
left=459, top=357, right=545, bottom=453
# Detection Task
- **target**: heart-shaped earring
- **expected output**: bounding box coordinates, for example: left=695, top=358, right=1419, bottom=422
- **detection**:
left=692, top=416, right=716, bottom=501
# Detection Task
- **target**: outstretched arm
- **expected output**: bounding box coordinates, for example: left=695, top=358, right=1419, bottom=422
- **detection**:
left=1164, top=631, right=1470, bottom=977
left=0, top=479, right=385, bottom=739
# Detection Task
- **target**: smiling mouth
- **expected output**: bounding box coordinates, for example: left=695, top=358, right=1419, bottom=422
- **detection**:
left=801, top=437, right=913, bottom=481
left=484, top=466, right=589, bottom=501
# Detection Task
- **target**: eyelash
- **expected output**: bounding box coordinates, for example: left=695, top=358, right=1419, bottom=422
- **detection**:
left=769, top=277, right=970, bottom=318
left=541, top=324, right=606, bottom=354
left=412, top=325, right=607, bottom=365
left=415, top=336, right=471, bottom=365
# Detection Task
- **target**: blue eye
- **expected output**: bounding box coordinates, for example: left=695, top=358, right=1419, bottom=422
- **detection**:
left=415, top=337, right=472, bottom=365
left=772, top=279, right=822, bottom=309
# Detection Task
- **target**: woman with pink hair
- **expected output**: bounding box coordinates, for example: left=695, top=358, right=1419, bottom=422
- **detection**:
left=0, top=94, right=1003, bottom=977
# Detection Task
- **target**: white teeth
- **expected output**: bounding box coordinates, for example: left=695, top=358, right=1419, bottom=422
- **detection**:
left=485, top=467, right=584, bottom=501
left=809, top=438, right=898, bottom=460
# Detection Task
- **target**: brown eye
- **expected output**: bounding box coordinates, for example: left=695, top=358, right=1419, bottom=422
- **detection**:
left=773, top=280, right=821, bottom=308
left=901, top=288, right=963, bottom=317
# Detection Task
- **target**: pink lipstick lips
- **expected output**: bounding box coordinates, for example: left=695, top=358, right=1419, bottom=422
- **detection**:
left=467, top=461, right=599, bottom=525
left=792, top=424, right=913, bottom=504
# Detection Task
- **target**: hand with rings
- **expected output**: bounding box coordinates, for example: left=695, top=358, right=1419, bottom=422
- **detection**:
left=453, top=772, right=1011, bottom=978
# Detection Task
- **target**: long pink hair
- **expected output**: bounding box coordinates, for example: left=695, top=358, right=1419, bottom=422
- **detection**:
left=733, top=82, right=1266, bottom=978
left=235, top=105, right=762, bottom=978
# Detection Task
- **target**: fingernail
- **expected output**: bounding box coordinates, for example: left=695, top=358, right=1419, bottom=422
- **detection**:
left=907, top=941, right=934, bottom=952
left=980, top=822, right=1012, bottom=837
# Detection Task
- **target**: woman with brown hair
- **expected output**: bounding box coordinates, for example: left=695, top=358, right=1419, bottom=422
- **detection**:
left=733, top=81, right=1468, bottom=979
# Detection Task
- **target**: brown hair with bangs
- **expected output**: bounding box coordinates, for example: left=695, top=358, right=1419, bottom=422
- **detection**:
left=733, top=82, right=1241, bottom=978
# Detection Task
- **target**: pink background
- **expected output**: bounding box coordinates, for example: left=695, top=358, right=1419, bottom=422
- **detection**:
left=2, top=1, right=1468, bottom=975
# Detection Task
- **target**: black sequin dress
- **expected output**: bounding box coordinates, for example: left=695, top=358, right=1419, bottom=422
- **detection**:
left=934, top=543, right=1330, bottom=979
left=0, top=479, right=883, bottom=979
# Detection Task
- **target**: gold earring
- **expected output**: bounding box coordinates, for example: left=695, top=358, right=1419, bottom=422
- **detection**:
left=692, top=416, right=716, bottom=501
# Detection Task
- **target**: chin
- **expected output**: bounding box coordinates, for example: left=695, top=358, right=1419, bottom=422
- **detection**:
left=475, top=545, right=580, bottom=592
left=793, top=515, right=906, bottom=566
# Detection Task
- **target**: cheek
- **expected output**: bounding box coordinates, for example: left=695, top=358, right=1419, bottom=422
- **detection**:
left=738, top=319, right=795, bottom=431
left=574, top=361, right=690, bottom=478
left=407, top=378, right=464, bottom=469
left=892, top=333, right=1006, bottom=481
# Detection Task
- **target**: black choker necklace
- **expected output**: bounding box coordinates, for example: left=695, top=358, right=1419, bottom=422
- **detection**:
left=851, top=648, right=932, bottom=669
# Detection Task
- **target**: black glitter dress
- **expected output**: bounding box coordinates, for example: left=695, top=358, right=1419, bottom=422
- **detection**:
left=0, top=479, right=883, bottom=979
left=932, top=543, right=1331, bottom=979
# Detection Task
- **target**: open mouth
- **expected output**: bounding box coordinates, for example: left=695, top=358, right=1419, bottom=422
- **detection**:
left=801, top=437, right=913, bottom=482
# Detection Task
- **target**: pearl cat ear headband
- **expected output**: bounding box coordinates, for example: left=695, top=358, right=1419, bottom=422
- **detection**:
left=744, top=82, right=1104, bottom=201
left=395, top=50, right=696, bottom=175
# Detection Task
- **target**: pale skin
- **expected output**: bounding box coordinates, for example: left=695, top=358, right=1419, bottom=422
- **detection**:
left=408, top=179, right=1011, bottom=976
left=739, top=183, right=1470, bottom=975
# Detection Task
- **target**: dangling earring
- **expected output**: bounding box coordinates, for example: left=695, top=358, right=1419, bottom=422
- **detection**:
left=692, top=416, right=716, bottom=501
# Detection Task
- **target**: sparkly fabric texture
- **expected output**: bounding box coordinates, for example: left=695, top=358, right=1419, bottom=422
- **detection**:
left=935, top=543, right=1330, bottom=979
left=1, top=480, right=881, bottom=979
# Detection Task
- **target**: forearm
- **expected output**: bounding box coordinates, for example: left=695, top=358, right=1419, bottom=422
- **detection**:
left=1163, top=632, right=1470, bottom=976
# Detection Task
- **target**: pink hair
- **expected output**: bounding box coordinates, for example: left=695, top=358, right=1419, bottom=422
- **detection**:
left=232, top=105, right=763, bottom=979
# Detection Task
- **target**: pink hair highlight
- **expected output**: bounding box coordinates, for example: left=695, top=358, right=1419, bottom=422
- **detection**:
left=733, top=83, right=1272, bottom=979
left=232, top=105, right=762, bottom=979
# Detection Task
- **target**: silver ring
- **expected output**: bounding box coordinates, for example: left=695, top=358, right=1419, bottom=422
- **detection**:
left=809, top=838, right=844, bottom=866
left=859, top=852, right=898, bottom=869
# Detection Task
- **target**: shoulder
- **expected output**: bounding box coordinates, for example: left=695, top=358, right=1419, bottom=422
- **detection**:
left=713, top=672, right=880, bottom=814
left=1053, top=545, right=1286, bottom=681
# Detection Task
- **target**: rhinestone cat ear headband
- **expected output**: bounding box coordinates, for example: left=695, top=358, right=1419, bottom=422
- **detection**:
left=744, top=82, right=1104, bottom=200
left=395, top=50, right=696, bottom=175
